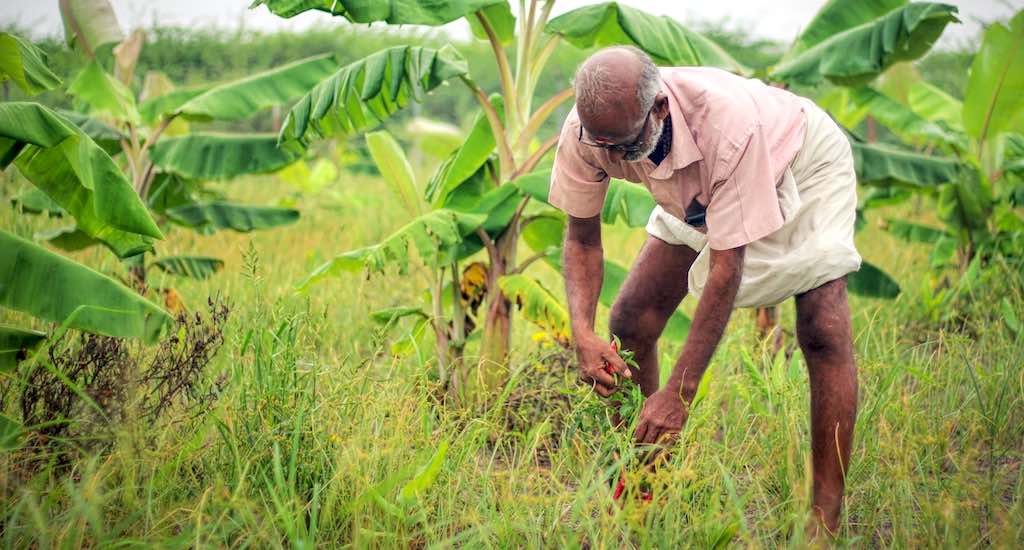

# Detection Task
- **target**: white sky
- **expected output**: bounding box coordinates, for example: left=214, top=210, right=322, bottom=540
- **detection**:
left=3, top=0, right=1022, bottom=49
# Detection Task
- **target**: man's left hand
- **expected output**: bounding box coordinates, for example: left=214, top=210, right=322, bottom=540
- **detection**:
left=634, top=387, right=688, bottom=446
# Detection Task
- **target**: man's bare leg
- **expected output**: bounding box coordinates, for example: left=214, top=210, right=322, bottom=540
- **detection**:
left=794, top=277, right=858, bottom=535
left=609, top=237, right=698, bottom=396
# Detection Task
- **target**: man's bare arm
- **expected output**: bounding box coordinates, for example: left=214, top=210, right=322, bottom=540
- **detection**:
left=564, top=214, right=629, bottom=395
left=666, top=245, right=744, bottom=400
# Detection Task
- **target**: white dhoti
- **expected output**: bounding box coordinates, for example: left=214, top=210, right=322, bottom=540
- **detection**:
left=645, top=98, right=862, bottom=308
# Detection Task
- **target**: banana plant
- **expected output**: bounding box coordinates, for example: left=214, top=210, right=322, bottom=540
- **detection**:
left=0, top=33, right=173, bottom=371
left=9, top=0, right=342, bottom=287
left=817, top=9, right=1024, bottom=275
left=263, top=0, right=961, bottom=388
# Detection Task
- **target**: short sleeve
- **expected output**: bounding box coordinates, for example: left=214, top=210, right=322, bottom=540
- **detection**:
left=705, top=123, right=785, bottom=250
left=548, top=111, right=610, bottom=218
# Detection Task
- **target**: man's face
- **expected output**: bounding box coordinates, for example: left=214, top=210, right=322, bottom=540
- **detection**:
left=620, top=111, right=665, bottom=162
left=579, top=93, right=669, bottom=163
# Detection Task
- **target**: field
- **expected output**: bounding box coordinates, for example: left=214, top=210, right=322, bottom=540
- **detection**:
left=2, top=0, right=1024, bottom=547
left=2, top=170, right=1022, bottom=547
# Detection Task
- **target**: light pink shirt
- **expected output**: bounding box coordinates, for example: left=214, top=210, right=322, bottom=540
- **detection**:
left=550, top=66, right=808, bottom=250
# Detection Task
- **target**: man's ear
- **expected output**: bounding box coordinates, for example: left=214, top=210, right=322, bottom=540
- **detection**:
left=653, top=92, right=670, bottom=120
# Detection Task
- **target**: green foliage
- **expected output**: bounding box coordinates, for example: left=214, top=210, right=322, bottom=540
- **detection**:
left=175, top=53, right=337, bottom=122
left=0, top=230, right=172, bottom=343
left=847, top=260, right=901, bottom=298
left=167, top=202, right=300, bottom=234
left=365, top=130, right=421, bottom=217
left=545, top=2, right=746, bottom=72
left=278, top=45, right=469, bottom=150
left=851, top=139, right=963, bottom=188
left=0, top=102, right=162, bottom=257
left=58, top=0, right=124, bottom=57
left=150, top=256, right=225, bottom=280
left=771, top=3, right=959, bottom=86
left=962, top=10, right=1024, bottom=146
left=0, top=325, right=46, bottom=371
left=425, top=100, right=502, bottom=206
left=67, top=59, right=139, bottom=123
left=0, top=32, right=62, bottom=95
left=783, top=0, right=907, bottom=59
left=149, top=133, right=302, bottom=180
left=251, top=0, right=505, bottom=25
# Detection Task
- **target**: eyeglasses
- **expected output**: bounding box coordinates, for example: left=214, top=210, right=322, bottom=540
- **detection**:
left=578, top=108, right=652, bottom=154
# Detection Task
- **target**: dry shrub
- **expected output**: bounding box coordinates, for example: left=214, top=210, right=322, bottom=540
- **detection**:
left=14, top=295, right=230, bottom=465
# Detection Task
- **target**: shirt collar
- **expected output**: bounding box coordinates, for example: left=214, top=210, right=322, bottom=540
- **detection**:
left=648, top=76, right=702, bottom=180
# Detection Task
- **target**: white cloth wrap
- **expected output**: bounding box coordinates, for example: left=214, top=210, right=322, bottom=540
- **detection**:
left=645, top=98, right=862, bottom=308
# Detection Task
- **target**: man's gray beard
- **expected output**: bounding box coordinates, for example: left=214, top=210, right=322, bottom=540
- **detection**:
left=622, top=116, right=665, bottom=162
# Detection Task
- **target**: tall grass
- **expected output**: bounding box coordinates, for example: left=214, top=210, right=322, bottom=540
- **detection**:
left=2, top=161, right=1021, bottom=547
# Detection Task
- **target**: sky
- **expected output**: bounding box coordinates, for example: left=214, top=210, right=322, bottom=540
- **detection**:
left=3, top=0, right=1022, bottom=49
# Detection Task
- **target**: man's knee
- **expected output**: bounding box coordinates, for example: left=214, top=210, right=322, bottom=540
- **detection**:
left=796, top=278, right=853, bottom=359
left=609, top=300, right=664, bottom=348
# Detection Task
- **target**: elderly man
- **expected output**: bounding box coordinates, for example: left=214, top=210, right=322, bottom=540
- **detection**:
left=551, top=46, right=860, bottom=533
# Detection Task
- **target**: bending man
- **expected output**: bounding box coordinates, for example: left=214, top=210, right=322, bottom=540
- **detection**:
left=551, top=46, right=860, bottom=534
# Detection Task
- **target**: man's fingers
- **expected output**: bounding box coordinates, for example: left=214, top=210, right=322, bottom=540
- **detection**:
left=642, top=425, right=661, bottom=445
left=588, top=367, right=618, bottom=389
left=592, top=383, right=614, bottom=397
left=605, top=353, right=631, bottom=378
left=633, top=421, right=649, bottom=444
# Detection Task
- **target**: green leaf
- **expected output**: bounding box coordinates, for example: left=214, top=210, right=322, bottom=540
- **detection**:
left=510, top=169, right=552, bottom=204
left=601, top=179, right=656, bottom=227
left=57, top=109, right=125, bottom=154
left=11, top=187, right=64, bottom=216
left=498, top=274, right=571, bottom=344
left=908, top=80, right=963, bottom=130
left=150, top=256, right=225, bottom=280
left=830, top=86, right=964, bottom=148
left=397, top=440, right=449, bottom=506
left=146, top=172, right=202, bottom=214
left=139, top=77, right=210, bottom=125
left=467, top=3, right=516, bottom=45
left=296, top=209, right=485, bottom=289
left=885, top=219, right=947, bottom=244
left=167, top=202, right=300, bottom=234
left=851, top=139, right=963, bottom=188
left=0, top=32, right=62, bottom=95
left=59, top=0, right=124, bottom=57
left=279, top=45, right=469, bottom=150
left=783, top=0, right=908, bottom=60
left=544, top=2, right=746, bottom=73
left=365, top=130, right=421, bottom=216
left=149, top=133, right=302, bottom=180
left=860, top=186, right=912, bottom=210
left=928, top=235, right=957, bottom=268
left=369, top=306, right=428, bottom=325
left=67, top=60, right=140, bottom=124
left=0, top=230, right=172, bottom=343
left=0, top=414, right=23, bottom=452
left=0, top=102, right=161, bottom=258
left=1001, top=298, right=1021, bottom=336
left=425, top=97, right=504, bottom=206
left=0, top=325, right=46, bottom=372
left=771, top=3, right=959, bottom=87
left=847, top=260, right=900, bottom=298
left=405, top=117, right=463, bottom=159
left=251, top=0, right=506, bottom=24
left=962, top=10, right=1024, bottom=144
left=176, top=53, right=337, bottom=122
left=35, top=225, right=99, bottom=253
left=521, top=211, right=566, bottom=253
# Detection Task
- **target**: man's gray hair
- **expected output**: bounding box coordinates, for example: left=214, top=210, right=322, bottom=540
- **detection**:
left=574, top=46, right=661, bottom=125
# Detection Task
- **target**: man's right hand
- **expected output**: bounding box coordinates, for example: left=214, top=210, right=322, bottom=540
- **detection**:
left=574, top=330, right=631, bottom=397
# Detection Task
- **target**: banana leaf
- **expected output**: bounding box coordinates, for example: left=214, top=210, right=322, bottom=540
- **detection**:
left=296, top=209, right=486, bottom=289
left=59, top=0, right=123, bottom=57
left=498, top=274, right=570, bottom=344
left=847, top=260, right=900, bottom=298
left=279, top=45, right=469, bottom=150
left=11, top=187, right=64, bottom=216
left=140, top=82, right=210, bottom=126
left=0, top=32, right=62, bottom=95
left=544, top=2, right=746, bottom=73
left=250, top=0, right=506, bottom=24
left=782, top=0, right=907, bottom=60
left=149, top=133, right=301, bottom=180
left=602, top=179, right=656, bottom=228
left=0, top=102, right=162, bottom=258
left=962, top=10, right=1024, bottom=144
left=150, top=256, right=225, bottom=280
left=467, top=3, right=516, bottom=45
left=67, top=59, right=139, bottom=124
left=175, top=53, right=337, bottom=122
left=823, top=86, right=963, bottom=149
left=35, top=225, right=98, bottom=252
left=365, top=130, right=422, bottom=217
left=851, top=139, right=964, bottom=188
left=0, top=325, right=46, bottom=372
left=166, top=202, right=300, bottom=234
left=908, top=80, right=963, bottom=130
left=771, top=3, right=958, bottom=87
left=0, top=230, right=172, bottom=343
left=57, top=109, right=125, bottom=155
left=885, top=219, right=947, bottom=244
left=425, top=96, right=504, bottom=206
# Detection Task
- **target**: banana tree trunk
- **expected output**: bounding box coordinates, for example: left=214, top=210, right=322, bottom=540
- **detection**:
left=478, top=225, right=519, bottom=390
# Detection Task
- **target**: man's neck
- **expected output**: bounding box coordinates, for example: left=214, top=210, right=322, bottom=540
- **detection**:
left=647, top=114, right=673, bottom=166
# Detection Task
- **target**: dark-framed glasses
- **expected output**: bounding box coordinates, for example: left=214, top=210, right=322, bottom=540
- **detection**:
left=577, top=108, right=651, bottom=154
